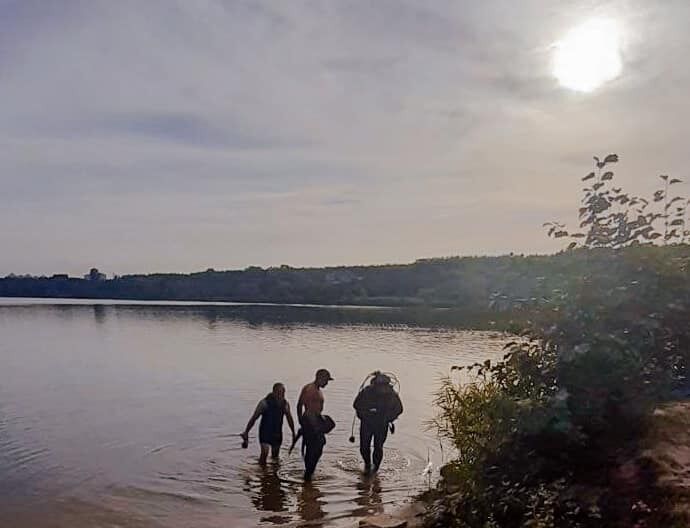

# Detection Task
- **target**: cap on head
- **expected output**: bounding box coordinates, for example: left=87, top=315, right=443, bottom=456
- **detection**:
left=315, top=368, right=334, bottom=381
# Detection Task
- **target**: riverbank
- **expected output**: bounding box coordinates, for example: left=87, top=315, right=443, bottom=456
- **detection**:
left=638, top=401, right=690, bottom=526
left=420, top=399, right=690, bottom=528
left=355, top=501, right=426, bottom=527
left=283, top=500, right=425, bottom=528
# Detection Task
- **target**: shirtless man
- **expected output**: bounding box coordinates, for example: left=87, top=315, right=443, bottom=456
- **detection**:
left=297, top=369, right=333, bottom=481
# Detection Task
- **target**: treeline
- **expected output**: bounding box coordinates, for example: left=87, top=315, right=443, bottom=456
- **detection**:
left=0, top=250, right=663, bottom=310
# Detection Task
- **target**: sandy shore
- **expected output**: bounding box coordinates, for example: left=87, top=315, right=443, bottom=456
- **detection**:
left=349, top=500, right=426, bottom=528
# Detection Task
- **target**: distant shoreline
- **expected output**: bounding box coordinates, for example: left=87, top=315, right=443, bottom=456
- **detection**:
left=0, top=296, right=400, bottom=310
left=0, top=252, right=587, bottom=312
left=8, top=249, right=660, bottom=328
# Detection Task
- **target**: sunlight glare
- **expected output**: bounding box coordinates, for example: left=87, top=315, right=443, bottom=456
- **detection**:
left=553, top=18, right=622, bottom=92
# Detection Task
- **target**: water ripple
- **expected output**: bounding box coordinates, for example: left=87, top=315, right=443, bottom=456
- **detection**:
left=0, top=301, right=508, bottom=527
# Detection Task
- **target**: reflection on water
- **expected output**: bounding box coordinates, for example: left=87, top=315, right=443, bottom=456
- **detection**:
left=93, top=304, right=107, bottom=324
left=0, top=299, right=507, bottom=527
left=0, top=296, right=501, bottom=329
left=297, top=483, right=327, bottom=525
left=353, top=476, right=384, bottom=518
left=251, top=466, right=288, bottom=514
left=245, top=464, right=295, bottom=525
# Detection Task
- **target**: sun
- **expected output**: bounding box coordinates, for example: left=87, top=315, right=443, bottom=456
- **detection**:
left=553, top=18, right=622, bottom=92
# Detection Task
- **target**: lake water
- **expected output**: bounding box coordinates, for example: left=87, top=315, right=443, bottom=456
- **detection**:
left=0, top=299, right=507, bottom=527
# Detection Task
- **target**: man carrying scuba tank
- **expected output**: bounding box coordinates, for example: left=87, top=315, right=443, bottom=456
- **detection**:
left=353, top=371, right=403, bottom=474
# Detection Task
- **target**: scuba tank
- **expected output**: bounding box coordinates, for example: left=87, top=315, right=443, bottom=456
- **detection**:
left=348, top=370, right=401, bottom=443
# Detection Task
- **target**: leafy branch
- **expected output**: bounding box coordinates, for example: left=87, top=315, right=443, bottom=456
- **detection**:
left=545, top=155, right=685, bottom=249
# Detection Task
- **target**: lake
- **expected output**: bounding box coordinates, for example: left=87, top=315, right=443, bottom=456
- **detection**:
left=0, top=299, right=507, bottom=527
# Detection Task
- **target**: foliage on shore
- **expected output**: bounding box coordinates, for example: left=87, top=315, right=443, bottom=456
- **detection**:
left=428, top=155, right=690, bottom=527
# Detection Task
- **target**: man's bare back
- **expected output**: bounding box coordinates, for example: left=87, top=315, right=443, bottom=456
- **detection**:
left=298, top=382, right=324, bottom=417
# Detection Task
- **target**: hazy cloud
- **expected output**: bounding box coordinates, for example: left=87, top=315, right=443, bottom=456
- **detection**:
left=1, top=0, right=689, bottom=275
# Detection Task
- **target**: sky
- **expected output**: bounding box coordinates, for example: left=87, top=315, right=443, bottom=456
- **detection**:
left=1, top=0, right=689, bottom=276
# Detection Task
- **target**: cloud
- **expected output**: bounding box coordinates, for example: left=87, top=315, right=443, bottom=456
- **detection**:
left=322, top=57, right=401, bottom=76
left=1, top=0, right=689, bottom=275
left=36, top=112, right=299, bottom=150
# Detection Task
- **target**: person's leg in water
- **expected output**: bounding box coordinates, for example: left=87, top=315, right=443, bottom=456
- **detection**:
left=303, top=431, right=325, bottom=481
left=259, top=443, right=270, bottom=466
left=372, top=425, right=389, bottom=473
left=359, top=421, right=375, bottom=473
left=271, top=443, right=281, bottom=460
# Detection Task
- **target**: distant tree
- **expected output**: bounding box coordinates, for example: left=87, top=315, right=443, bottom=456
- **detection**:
left=86, top=268, right=106, bottom=281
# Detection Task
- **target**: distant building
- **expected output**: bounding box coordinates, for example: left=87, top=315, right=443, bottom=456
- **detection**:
left=84, top=268, right=106, bottom=281
left=51, top=274, right=69, bottom=280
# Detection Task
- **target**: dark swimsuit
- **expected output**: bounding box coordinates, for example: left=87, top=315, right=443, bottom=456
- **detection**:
left=258, top=393, right=285, bottom=446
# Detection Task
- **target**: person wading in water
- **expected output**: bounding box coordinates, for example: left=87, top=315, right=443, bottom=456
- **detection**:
left=241, top=382, right=296, bottom=465
left=353, top=372, right=403, bottom=474
left=297, top=369, right=333, bottom=481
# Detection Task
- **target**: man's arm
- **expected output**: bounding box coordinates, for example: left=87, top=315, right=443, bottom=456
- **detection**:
left=241, top=400, right=265, bottom=440
left=389, top=392, right=403, bottom=422
left=353, top=390, right=363, bottom=411
left=353, top=387, right=367, bottom=419
left=296, top=386, right=306, bottom=425
left=284, top=401, right=296, bottom=438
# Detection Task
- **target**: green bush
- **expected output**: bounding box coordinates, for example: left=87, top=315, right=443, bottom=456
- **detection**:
left=428, top=156, right=690, bottom=527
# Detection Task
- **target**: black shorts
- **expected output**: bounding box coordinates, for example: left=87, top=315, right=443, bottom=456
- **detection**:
left=259, top=432, right=282, bottom=447
left=301, top=418, right=326, bottom=447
